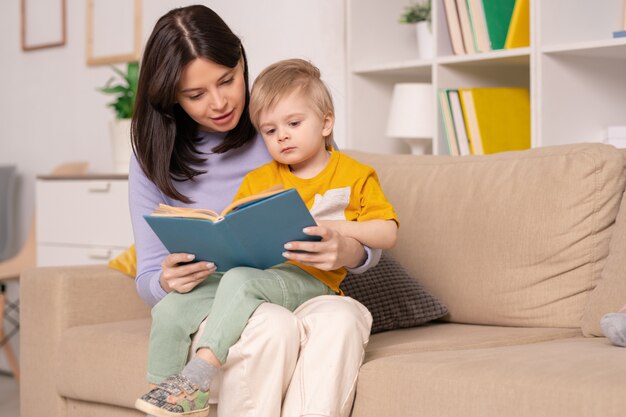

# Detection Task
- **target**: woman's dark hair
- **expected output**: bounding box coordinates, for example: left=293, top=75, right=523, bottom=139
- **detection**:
left=132, top=5, right=256, bottom=203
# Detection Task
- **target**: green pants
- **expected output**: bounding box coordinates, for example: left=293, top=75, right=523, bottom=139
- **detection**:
left=147, top=263, right=335, bottom=383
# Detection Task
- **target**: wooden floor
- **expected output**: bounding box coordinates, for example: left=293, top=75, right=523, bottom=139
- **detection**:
left=0, top=373, right=19, bottom=416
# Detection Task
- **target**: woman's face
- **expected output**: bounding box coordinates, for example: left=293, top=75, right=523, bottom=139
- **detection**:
left=176, top=57, right=246, bottom=133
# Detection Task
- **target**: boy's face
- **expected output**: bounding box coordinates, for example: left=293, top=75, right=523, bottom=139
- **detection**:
left=257, top=90, right=333, bottom=175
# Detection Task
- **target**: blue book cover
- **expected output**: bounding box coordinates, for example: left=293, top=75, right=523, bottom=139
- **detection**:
left=144, top=189, right=320, bottom=271
left=613, top=30, right=626, bottom=38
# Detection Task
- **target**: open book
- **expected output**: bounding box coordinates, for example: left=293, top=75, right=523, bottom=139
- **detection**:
left=144, top=187, right=320, bottom=271
left=150, top=185, right=286, bottom=222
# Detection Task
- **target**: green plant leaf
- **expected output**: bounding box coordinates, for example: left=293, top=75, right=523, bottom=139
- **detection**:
left=399, top=0, right=431, bottom=24
left=97, top=61, right=140, bottom=119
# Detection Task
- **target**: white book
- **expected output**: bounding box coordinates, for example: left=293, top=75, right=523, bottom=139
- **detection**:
left=467, top=0, right=491, bottom=52
left=447, top=90, right=471, bottom=155
left=443, top=0, right=466, bottom=55
left=456, top=0, right=477, bottom=53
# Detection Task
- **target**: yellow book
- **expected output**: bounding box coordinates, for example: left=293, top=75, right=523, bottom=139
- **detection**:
left=458, top=88, right=483, bottom=155
left=504, top=0, right=530, bottom=49
left=458, top=87, right=530, bottom=155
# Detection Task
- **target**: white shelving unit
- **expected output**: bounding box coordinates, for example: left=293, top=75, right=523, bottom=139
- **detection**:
left=346, top=0, right=626, bottom=155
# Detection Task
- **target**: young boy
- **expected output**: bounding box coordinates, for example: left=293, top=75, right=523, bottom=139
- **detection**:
left=136, top=58, right=398, bottom=417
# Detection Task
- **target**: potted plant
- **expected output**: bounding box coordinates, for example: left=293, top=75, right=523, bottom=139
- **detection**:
left=399, top=1, right=433, bottom=59
left=98, top=61, right=139, bottom=173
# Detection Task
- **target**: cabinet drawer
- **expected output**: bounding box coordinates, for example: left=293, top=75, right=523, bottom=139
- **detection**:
left=37, top=243, right=129, bottom=267
left=36, top=179, right=133, bottom=247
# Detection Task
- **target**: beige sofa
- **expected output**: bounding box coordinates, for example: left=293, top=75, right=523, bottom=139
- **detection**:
left=21, top=143, right=626, bottom=417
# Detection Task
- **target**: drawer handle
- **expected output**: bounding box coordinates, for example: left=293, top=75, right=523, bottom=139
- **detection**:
left=88, top=248, right=112, bottom=259
left=88, top=182, right=111, bottom=192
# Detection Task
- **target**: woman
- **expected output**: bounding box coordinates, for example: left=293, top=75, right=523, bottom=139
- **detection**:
left=130, top=5, right=375, bottom=417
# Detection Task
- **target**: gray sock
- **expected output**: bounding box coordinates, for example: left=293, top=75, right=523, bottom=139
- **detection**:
left=601, top=313, right=626, bottom=347
left=181, top=357, right=218, bottom=391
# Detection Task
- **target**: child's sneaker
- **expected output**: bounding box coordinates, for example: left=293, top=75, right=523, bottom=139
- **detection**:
left=135, top=374, right=210, bottom=417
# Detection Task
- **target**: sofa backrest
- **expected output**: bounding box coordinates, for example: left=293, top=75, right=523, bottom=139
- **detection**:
left=346, top=144, right=626, bottom=329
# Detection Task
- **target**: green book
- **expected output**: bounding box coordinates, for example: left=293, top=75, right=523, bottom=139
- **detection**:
left=144, top=188, right=320, bottom=272
left=481, top=0, right=517, bottom=50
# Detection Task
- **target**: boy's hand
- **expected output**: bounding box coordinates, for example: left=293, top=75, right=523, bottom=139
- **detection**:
left=159, top=253, right=216, bottom=294
left=283, top=225, right=365, bottom=270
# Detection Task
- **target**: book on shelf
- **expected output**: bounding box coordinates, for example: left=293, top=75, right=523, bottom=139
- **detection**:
left=467, top=0, right=492, bottom=52
left=481, top=0, right=517, bottom=50
left=504, top=0, right=530, bottom=49
left=458, top=88, right=484, bottom=155
left=456, top=0, right=478, bottom=53
left=458, top=87, right=531, bottom=155
left=613, top=30, right=626, bottom=38
left=144, top=187, right=320, bottom=272
left=442, top=0, right=466, bottom=55
left=438, top=89, right=461, bottom=156
left=447, top=89, right=472, bottom=155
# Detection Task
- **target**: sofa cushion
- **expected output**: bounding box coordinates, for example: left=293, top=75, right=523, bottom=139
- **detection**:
left=341, top=252, right=448, bottom=333
left=353, top=337, right=626, bottom=417
left=347, top=144, right=626, bottom=328
left=364, top=322, right=580, bottom=362
left=55, top=318, right=578, bottom=409
left=57, top=319, right=150, bottom=409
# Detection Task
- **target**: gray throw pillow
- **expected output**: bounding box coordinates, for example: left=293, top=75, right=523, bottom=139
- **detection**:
left=341, top=252, right=448, bottom=334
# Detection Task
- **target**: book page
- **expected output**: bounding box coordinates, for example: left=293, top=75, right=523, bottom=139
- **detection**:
left=149, top=185, right=286, bottom=221
left=220, top=185, right=285, bottom=217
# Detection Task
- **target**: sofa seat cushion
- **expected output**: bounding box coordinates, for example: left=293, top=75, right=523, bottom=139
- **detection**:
left=353, top=337, right=626, bottom=417
left=57, top=319, right=151, bottom=409
left=365, top=322, right=580, bottom=362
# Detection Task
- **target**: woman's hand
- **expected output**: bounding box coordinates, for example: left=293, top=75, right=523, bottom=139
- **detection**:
left=159, top=253, right=216, bottom=294
left=283, top=225, right=366, bottom=270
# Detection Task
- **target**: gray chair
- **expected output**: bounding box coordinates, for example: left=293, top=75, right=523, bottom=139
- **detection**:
left=0, top=165, right=19, bottom=381
left=0, top=161, right=89, bottom=382
left=0, top=165, right=17, bottom=262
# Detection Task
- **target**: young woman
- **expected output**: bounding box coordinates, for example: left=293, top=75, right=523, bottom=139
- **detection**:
left=130, top=5, right=375, bottom=417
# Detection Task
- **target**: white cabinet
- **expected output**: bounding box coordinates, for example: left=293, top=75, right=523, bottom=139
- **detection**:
left=35, top=176, right=133, bottom=266
left=346, top=0, right=626, bottom=155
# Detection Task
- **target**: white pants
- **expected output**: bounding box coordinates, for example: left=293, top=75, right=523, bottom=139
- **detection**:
left=189, top=295, right=373, bottom=417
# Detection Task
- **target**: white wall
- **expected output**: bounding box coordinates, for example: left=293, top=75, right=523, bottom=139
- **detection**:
left=0, top=0, right=345, bottom=372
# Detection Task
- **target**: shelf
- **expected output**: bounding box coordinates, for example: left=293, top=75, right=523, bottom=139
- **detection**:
left=347, top=0, right=625, bottom=155
left=351, top=47, right=531, bottom=75
left=352, top=59, right=433, bottom=78
left=437, top=47, right=531, bottom=66
left=541, top=38, right=626, bottom=59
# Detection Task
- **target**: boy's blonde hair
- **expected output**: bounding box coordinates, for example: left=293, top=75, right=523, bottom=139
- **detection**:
left=250, top=58, right=335, bottom=147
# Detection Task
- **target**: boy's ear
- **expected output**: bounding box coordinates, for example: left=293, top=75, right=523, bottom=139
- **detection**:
left=322, top=113, right=334, bottom=137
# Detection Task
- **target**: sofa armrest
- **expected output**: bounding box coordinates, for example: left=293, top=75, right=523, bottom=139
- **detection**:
left=20, top=265, right=150, bottom=417
left=22, top=264, right=150, bottom=328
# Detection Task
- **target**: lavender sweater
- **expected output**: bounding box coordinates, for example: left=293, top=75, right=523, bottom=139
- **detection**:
left=129, top=132, right=378, bottom=306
